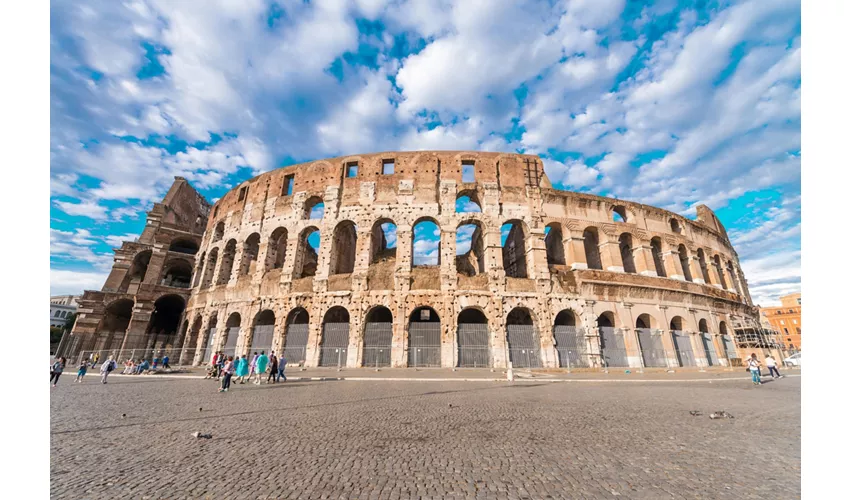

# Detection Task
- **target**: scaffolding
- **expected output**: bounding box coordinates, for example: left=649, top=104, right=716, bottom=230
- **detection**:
left=731, top=315, right=787, bottom=353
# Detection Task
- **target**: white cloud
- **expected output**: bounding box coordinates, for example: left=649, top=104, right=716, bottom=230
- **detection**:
left=50, top=268, right=110, bottom=296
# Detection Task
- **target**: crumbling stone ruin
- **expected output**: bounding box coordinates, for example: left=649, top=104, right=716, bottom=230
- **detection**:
left=65, top=151, right=759, bottom=369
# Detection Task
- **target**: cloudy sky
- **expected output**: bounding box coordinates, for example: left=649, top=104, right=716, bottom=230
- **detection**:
left=49, top=0, right=800, bottom=306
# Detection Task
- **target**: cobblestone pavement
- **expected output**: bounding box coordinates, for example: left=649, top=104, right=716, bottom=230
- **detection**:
left=50, top=376, right=800, bottom=499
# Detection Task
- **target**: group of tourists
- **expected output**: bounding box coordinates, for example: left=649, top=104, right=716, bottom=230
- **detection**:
left=746, top=353, right=784, bottom=385
left=51, top=355, right=118, bottom=386
left=206, top=350, right=287, bottom=393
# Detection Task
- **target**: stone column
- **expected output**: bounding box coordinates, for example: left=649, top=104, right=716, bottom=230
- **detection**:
left=395, top=223, right=413, bottom=292
left=632, top=241, right=657, bottom=276
left=687, top=255, right=704, bottom=284
left=707, top=260, right=723, bottom=289
left=442, top=225, right=458, bottom=291
left=527, top=225, right=548, bottom=280
left=599, top=235, right=624, bottom=273
left=663, top=248, right=686, bottom=281
left=491, top=314, right=508, bottom=369
left=565, top=232, right=588, bottom=270
left=351, top=227, right=371, bottom=292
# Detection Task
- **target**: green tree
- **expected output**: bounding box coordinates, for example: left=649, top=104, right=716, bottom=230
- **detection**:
left=63, top=312, right=78, bottom=332
left=50, top=326, right=64, bottom=344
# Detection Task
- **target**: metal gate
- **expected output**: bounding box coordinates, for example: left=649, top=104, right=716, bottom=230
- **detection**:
left=223, top=327, right=239, bottom=357
left=672, top=331, right=696, bottom=367
left=319, top=323, right=349, bottom=367
left=362, top=322, right=393, bottom=368
left=553, top=326, right=588, bottom=368
left=637, top=329, right=667, bottom=367
left=457, top=323, right=490, bottom=367
left=282, top=324, right=308, bottom=365
left=701, top=333, right=718, bottom=366
left=600, top=327, right=628, bottom=368
left=506, top=324, right=541, bottom=368
left=251, top=325, right=275, bottom=352
left=722, top=334, right=738, bottom=360
left=204, top=328, right=216, bottom=363
left=408, top=322, right=441, bottom=367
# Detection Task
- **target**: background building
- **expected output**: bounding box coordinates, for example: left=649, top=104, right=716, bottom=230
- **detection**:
left=760, top=293, right=802, bottom=351
left=50, top=295, right=79, bottom=328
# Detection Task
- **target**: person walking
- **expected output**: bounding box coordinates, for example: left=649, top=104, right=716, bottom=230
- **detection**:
left=235, top=355, right=249, bottom=384
left=100, top=356, right=117, bottom=384
left=162, top=355, right=170, bottom=370
left=75, top=360, right=87, bottom=383
left=255, top=351, right=269, bottom=385
left=765, top=355, right=783, bottom=379
left=267, top=352, right=278, bottom=383
left=248, top=352, right=259, bottom=383
left=747, top=354, right=762, bottom=385
left=278, top=355, right=287, bottom=382
left=219, top=356, right=235, bottom=392
left=92, top=353, right=99, bottom=369
left=50, top=357, right=66, bottom=387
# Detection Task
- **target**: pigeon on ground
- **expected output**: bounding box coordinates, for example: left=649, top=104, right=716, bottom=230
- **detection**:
left=689, top=411, right=702, bottom=416
left=709, top=411, right=734, bottom=419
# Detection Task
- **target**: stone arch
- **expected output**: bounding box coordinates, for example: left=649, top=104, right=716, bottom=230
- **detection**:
left=200, top=312, right=219, bottom=363
left=698, top=318, right=709, bottom=333
left=678, top=244, right=693, bottom=282
left=201, top=247, right=218, bottom=288
left=635, top=313, right=657, bottom=329
left=506, top=307, right=540, bottom=368
left=160, top=258, right=193, bottom=288
left=239, top=233, right=261, bottom=277
left=669, top=316, right=687, bottom=331
left=319, top=306, right=351, bottom=367
left=294, top=227, right=320, bottom=279
left=265, top=227, right=288, bottom=271
left=597, top=311, right=626, bottom=367
left=650, top=237, right=666, bottom=277
left=596, top=311, right=617, bottom=328
left=670, top=218, right=682, bottom=234
left=456, top=220, right=486, bottom=276
left=619, top=233, right=636, bottom=274
left=168, top=238, right=199, bottom=255
left=363, top=306, right=394, bottom=368
left=94, top=298, right=134, bottom=352
left=554, top=309, right=580, bottom=327
left=217, top=239, right=237, bottom=285
left=250, top=309, right=276, bottom=352
left=212, top=221, right=225, bottom=242
left=712, top=255, right=728, bottom=288
left=304, top=196, right=324, bottom=220
left=635, top=313, right=666, bottom=367
left=330, top=220, right=358, bottom=276
left=146, top=294, right=186, bottom=354
left=370, top=218, right=398, bottom=263
left=611, top=205, right=628, bottom=223
left=455, top=190, right=482, bottom=213
left=412, top=217, right=441, bottom=267
left=404, top=306, right=439, bottom=368
left=553, top=309, right=586, bottom=368
left=221, top=312, right=242, bottom=356
left=121, top=249, right=152, bottom=291
left=282, top=307, right=310, bottom=365
left=583, top=227, right=603, bottom=270
left=698, top=318, right=717, bottom=366
left=545, top=223, right=566, bottom=267
left=501, top=219, right=528, bottom=278
left=697, top=248, right=711, bottom=284
left=457, top=307, right=489, bottom=368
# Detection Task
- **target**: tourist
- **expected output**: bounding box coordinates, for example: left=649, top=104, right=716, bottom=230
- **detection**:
left=248, top=352, right=259, bottom=383
left=75, top=360, right=87, bottom=383
left=152, top=356, right=160, bottom=371
left=236, top=354, right=249, bottom=384
left=92, top=352, right=99, bottom=368
left=100, top=356, right=117, bottom=384
left=747, top=354, right=762, bottom=385
left=255, top=351, right=269, bottom=385
left=136, top=359, right=150, bottom=375
left=216, top=352, right=225, bottom=380
left=219, top=356, right=235, bottom=392
left=765, top=355, right=783, bottom=379
left=162, top=355, right=170, bottom=370
left=50, top=357, right=66, bottom=387
left=278, top=355, right=287, bottom=382
left=267, top=352, right=278, bottom=383
left=123, top=359, right=134, bottom=375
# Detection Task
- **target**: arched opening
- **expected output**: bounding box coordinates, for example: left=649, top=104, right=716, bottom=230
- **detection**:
left=612, top=206, right=628, bottom=223
left=239, top=233, right=261, bottom=277
left=319, top=306, right=350, bottom=367
left=678, top=244, right=693, bottom=282
left=713, top=255, right=728, bottom=288
left=121, top=250, right=152, bottom=291
left=201, top=248, right=218, bottom=289
left=222, top=312, right=241, bottom=356
left=697, top=249, right=711, bottom=284
left=304, top=196, right=324, bottom=220
left=203, top=314, right=218, bottom=363
left=457, top=308, right=489, bottom=367
left=553, top=309, right=585, bottom=367
left=363, top=306, right=394, bottom=368
left=636, top=313, right=665, bottom=367
left=506, top=307, right=540, bottom=368
left=597, top=312, right=627, bottom=367
left=408, top=306, right=441, bottom=367
left=216, top=240, right=237, bottom=285
left=726, top=262, right=742, bottom=294
left=168, top=238, right=199, bottom=255
left=146, top=295, right=185, bottom=355
left=545, top=224, right=566, bottom=267
left=412, top=219, right=440, bottom=267
left=250, top=310, right=276, bottom=352
left=160, top=259, right=193, bottom=288
left=294, top=228, right=320, bottom=279
left=193, top=252, right=205, bottom=287
left=698, top=318, right=717, bottom=366
left=583, top=227, right=603, bottom=270
left=212, top=221, right=225, bottom=242
left=456, top=221, right=486, bottom=276
left=670, top=218, right=682, bottom=234
left=282, top=308, right=309, bottom=365
left=182, top=315, right=203, bottom=364
left=719, top=321, right=736, bottom=361
left=619, top=233, right=636, bottom=273
left=95, top=299, right=134, bottom=351
left=369, top=219, right=397, bottom=264
left=670, top=316, right=695, bottom=367
left=501, top=220, right=528, bottom=278
left=650, top=237, right=666, bottom=277
left=635, top=313, right=654, bottom=329
left=330, top=221, right=357, bottom=276
left=455, top=192, right=482, bottom=213
left=265, top=227, right=287, bottom=271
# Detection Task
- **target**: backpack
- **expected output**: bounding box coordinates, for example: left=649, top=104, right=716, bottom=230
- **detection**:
left=106, top=361, right=115, bottom=372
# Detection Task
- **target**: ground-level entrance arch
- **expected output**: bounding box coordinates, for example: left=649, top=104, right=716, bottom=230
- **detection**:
left=408, top=307, right=441, bottom=367
left=319, top=307, right=350, bottom=367
left=363, top=306, right=393, bottom=368
left=456, top=308, right=490, bottom=367
left=506, top=307, right=541, bottom=368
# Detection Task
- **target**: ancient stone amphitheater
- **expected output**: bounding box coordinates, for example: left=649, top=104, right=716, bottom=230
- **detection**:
left=65, top=151, right=761, bottom=370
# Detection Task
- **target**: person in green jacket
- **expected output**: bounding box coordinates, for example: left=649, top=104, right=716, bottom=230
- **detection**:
left=254, top=351, right=269, bottom=385
left=235, top=355, right=250, bottom=384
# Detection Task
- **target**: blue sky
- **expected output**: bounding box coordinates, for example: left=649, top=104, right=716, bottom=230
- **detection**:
left=49, top=0, right=800, bottom=306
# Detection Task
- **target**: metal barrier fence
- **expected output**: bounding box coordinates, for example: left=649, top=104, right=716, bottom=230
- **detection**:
left=553, top=326, right=589, bottom=368
left=362, top=322, right=393, bottom=368
left=672, top=330, right=696, bottom=367
left=457, top=323, right=491, bottom=368
left=701, top=332, right=718, bottom=366
left=599, top=327, right=629, bottom=368
left=318, top=323, right=349, bottom=367
left=636, top=328, right=668, bottom=368
left=250, top=325, right=275, bottom=353
left=409, top=322, right=441, bottom=367
left=507, top=324, right=542, bottom=368
left=722, top=334, right=739, bottom=360
left=282, top=324, right=309, bottom=366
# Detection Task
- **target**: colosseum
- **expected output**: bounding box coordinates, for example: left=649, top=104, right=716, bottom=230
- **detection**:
left=63, top=151, right=769, bottom=370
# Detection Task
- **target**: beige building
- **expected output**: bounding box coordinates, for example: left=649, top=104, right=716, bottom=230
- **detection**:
left=67, top=152, right=760, bottom=369
left=761, top=293, right=802, bottom=350
left=50, top=295, right=79, bottom=328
